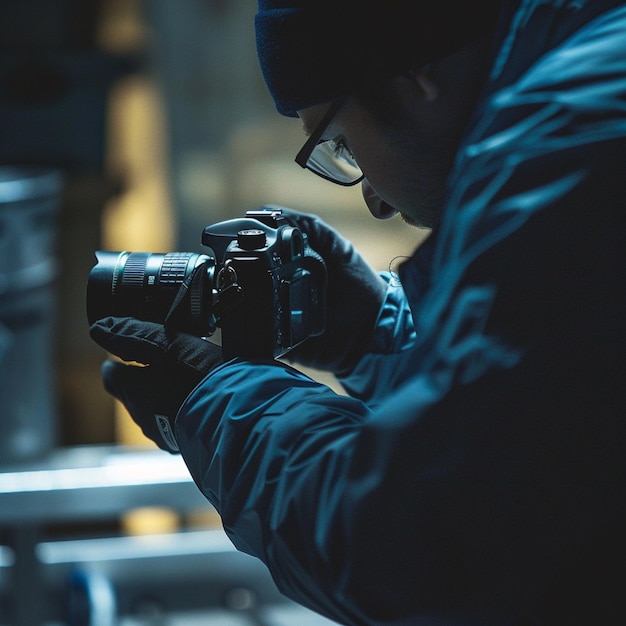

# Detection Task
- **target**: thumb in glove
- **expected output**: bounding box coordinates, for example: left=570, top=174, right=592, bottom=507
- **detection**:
left=274, top=207, right=387, bottom=374
left=90, top=317, right=223, bottom=452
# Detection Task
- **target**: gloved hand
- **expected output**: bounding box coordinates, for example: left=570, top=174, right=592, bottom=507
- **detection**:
left=90, top=317, right=223, bottom=452
left=277, top=207, right=387, bottom=374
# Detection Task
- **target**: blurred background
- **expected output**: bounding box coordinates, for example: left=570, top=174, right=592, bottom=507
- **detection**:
left=0, top=1, right=423, bottom=624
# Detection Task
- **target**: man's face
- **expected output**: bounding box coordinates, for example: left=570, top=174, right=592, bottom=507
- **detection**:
left=297, top=41, right=488, bottom=229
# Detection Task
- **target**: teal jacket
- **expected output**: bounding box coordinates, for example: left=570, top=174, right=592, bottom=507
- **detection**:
left=175, top=2, right=626, bottom=624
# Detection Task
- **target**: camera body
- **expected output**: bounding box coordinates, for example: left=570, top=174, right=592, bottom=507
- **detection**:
left=87, top=208, right=326, bottom=360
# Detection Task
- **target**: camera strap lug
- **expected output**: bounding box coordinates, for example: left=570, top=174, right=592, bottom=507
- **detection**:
left=213, top=282, right=244, bottom=317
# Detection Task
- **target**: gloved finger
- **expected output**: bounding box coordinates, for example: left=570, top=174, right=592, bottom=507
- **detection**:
left=267, top=206, right=369, bottom=273
left=101, top=358, right=158, bottom=403
left=101, top=359, right=181, bottom=453
left=90, top=317, right=173, bottom=364
left=266, top=207, right=337, bottom=252
left=90, top=317, right=223, bottom=376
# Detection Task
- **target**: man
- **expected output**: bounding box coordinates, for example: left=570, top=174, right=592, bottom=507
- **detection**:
left=90, top=1, right=626, bottom=624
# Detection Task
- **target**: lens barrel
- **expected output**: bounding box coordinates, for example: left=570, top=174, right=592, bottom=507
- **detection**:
left=86, top=250, right=210, bottom=326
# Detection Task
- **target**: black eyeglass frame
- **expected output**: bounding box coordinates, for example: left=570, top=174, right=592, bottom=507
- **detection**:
left=294, top=99, right=364, bottom=187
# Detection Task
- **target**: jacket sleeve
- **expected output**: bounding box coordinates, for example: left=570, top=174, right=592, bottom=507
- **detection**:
left=337, top=231, right=438, bottom=407
left=175, top=7, right=626, bottom=626
left=175, top=361, right=375, bottom=624
left=336, top=273, right=418, bottom=406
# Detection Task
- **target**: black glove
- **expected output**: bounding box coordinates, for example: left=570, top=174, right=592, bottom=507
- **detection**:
left=90, top=317, right=223, bottom=452
left=277, top=207, right=387, bottom=374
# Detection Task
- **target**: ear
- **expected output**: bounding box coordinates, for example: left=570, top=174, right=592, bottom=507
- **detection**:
left=381, top=70, right=439, bottom=122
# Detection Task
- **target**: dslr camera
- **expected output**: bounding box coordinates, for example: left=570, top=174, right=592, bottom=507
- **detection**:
left=87, top=208, right=326, bottom=360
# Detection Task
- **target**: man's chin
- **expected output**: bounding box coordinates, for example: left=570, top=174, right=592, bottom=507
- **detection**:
left=400, top=211, right=435, bottom=230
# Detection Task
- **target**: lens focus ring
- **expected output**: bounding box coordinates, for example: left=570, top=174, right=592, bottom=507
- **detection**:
left=120, top=253, right=149, bottom=289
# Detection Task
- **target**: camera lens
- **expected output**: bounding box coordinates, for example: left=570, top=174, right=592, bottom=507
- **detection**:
left=87, top=250, right=211, bottom=326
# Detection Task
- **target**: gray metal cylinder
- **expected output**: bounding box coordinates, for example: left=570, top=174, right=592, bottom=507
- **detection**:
left=0, top=167, right=63, bottom=466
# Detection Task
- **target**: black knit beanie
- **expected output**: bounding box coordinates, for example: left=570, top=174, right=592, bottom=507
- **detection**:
left=255, top=1, right=500, bottom=117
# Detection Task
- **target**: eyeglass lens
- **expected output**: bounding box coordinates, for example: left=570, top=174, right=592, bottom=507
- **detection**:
left=306, top=140, right=363, bottom=185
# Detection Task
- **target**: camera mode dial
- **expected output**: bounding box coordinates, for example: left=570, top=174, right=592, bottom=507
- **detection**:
left=237, top=229, right=266, bottom=250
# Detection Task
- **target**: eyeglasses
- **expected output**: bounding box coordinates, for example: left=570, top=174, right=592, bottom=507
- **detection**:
left=295, top=99, right=364, bottom=186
